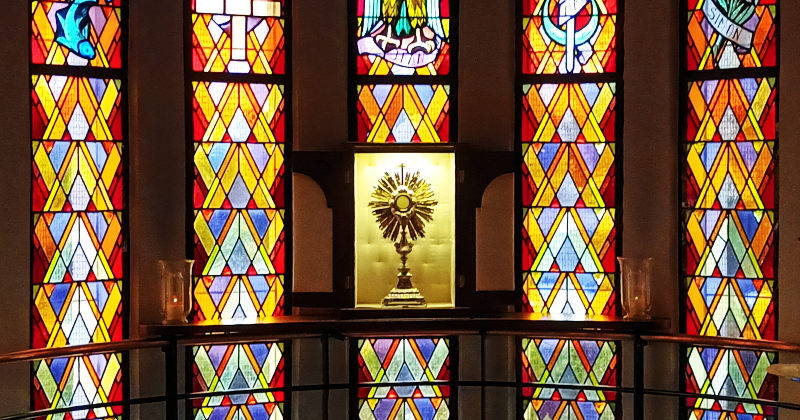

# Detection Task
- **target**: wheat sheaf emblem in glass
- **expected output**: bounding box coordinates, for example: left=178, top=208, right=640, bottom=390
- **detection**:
left=368, top=164, right=438, bottom=306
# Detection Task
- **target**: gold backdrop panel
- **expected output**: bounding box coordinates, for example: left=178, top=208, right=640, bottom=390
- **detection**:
left=354, top=152, right=455, bottom=308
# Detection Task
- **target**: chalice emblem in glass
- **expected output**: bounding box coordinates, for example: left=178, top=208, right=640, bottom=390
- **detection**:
left=368, top=164, right=438, bottom=306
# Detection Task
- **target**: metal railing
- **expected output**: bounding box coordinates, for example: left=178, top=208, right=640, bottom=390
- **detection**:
left=1, top=314, right=797, bottom=420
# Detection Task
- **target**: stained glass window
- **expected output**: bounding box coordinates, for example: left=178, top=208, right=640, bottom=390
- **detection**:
left=356, top=0, right=451, bottom=76
left=32, top=0, right=123, bottom=68
left=518, top=0, right=621, bottom=418
left=351, top=2, right=457, bottom=416
left=30, top=0, right=127, bottom=416
left=521, top=339, right=617, bottom=419
left=522, top=0, right=617, bottom=74
left=356, top=338, right=452, bottom=420
left=686, top=0, right=777, bottom=71
left=191, top=0, right=286, bottom=74
left=353, top=0, right=455, bottom=143
left=188, top=1, right=290, bottom=418
left=357, top=84, right=450, bottom=144
left=686, top=347, right=776, bottom=419
left=192, top=343, right=286, bottom=419
left=681, top=2, right=778, bottom=418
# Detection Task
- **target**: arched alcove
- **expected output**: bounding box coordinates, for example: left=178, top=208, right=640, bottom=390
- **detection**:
left=293, top=173, right=333, bottom=293
left=476, top=173, right=514, bottom=291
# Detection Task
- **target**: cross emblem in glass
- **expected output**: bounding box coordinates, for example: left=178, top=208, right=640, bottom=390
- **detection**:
left=194, top=0, right=282, bottom=73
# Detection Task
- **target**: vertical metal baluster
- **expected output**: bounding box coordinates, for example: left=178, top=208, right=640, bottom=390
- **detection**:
left=163, top=339, right=178, bottom=419
left=322, top=333, right=329, bottom=420
left=633, top=336, right=646, bottom=420
left=481, top=332, right=486, bottom=420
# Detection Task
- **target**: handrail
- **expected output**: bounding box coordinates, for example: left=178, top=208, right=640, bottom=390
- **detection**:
left=0, top=332, right=639, bottom=365
left=642, top=333, right=800, bottom=353
left=0, top=338, right=168, bottom=365
left=2, top=314, right=800, bottom=364
left=4, top=380, right=800, bottom=420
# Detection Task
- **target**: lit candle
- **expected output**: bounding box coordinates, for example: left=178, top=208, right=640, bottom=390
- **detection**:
left=629, top=295, right=645, bottom=318
left=166, top=295, right=185, bottom=323
left=160, top=259, right=194, bottom=324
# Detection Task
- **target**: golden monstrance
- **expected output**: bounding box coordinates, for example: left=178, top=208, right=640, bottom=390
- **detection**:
left=368, top=164, right=438, bottom=306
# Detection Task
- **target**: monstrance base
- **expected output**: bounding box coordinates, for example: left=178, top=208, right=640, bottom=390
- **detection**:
left=382, top=287, right=427, bottom=307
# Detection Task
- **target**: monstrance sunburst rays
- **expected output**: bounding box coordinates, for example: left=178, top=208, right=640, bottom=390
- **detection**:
left=368, top=164, right=438, bottom=306
left=369, top=167, right=438, bottom=241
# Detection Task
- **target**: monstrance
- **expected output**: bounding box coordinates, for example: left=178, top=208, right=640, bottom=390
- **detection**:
left=368, top=164, right=438, bottom=306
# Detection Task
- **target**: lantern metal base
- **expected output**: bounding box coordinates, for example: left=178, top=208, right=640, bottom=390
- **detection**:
left=623, top=313, right=652, bottom=320
left=161, top=317, right=189, bottom=325
left=382, top=287, right=427, bottom=307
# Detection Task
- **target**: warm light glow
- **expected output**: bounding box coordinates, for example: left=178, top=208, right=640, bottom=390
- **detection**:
left=354, top=152, right=455, bottom=308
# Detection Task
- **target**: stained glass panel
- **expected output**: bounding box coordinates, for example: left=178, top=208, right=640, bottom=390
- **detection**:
left=356, top=84, right=450, bottom=143
left=191, top=83, right=287, bottom=312
left=522, top=83, right=616, bottom=144
left=684, top=210, right=774, bottom=280
left=522, top=272, right=615, bottom=315
left=688, top=410, right=774, bottom=420
left=522, top=339, right=617, bottom=420
left=31, top=0, right=127, bottom=414
left=683, top=0, right=779, bottom=409
left=33, top=280, right=123, bottom=348
left=191, top=0, right=285, bottom=74
left=192, top=343, right=285, bottom=420
left=522, top=0, right=617, bottom=74
left=189, top=8, right=289, bottom=409
left=192, top=0, right=284, bottom=16
left=686, top=347, right=776, bottom=418
left=193, top=209, right=285, bottom=275
left=33, top=353, right=123, bottom=417
left=522, top=399, right=615, bottom=420
left=31, top=0, right=123, bottom=68
left=686, top=277, right=774, bottom=340
left=522, top=143, right=616, bottom=208
left=193, top=81, right=285, bottom=143
left=33, top=141, right=124, bottom=212
left=519, top=0, right=620, bottom=412
left=687, top=0, right=777, bottom=71
left=685, top=141, right=774, bottom=211
left=687, top=78, right=776, bottom=143
left=193, top=275, right=284, bottom=320
left=194, top=142, right=285, bottom=209
left=32, top=211, right=124, bottom=284
left=32, top=75, right=124, bottom=142
left=522, top=208, right=616, bottom=274
left=357, top=338, right=451, bottom=420
left=682, top=73, right=777, bottom=398
left=356, top=0, right=451, bottom=76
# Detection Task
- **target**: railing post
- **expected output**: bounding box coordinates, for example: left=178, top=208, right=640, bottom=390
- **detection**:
left=480, top=331, right=486, bottom=420
left=633, top=335, right=647, bottom=420
left=163, top=338, right=178, bottom=419
left=322, top=333, right=329, bottom=420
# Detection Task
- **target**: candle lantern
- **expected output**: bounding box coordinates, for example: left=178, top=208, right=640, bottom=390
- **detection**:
left=618, top=257, right=653, bottom=320
left=159, top=259, right=194, bottom=324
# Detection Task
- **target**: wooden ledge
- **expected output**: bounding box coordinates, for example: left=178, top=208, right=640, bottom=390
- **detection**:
left=140, top=313, right=671, bottom=343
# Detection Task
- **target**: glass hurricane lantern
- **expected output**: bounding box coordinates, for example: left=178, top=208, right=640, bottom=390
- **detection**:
left=159, top=259, right=194, bottom=324
left=617, top=256, right=653, bottom=320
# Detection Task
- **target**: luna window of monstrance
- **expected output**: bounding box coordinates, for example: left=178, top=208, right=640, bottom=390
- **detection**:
left=368, top=164, right=438, bottom=306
